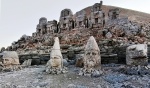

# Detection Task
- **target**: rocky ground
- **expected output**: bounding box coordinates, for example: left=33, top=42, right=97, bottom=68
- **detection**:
left=0, top=64, right=150, bottom=88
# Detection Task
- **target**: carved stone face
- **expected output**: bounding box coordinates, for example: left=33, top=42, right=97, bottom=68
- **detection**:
left=50, top=56, right=62, bottom=68
left=126, top=44, right=148, bottom=65
left=83, top=36, right=101, bottom=73
left=2, top=51, right=20, bottom=66
left=84, top=50, right=100, bottom=68
left=2, top=58, right=11, bottom=66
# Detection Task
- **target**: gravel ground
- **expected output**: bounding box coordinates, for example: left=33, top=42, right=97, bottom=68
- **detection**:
left=0, top=64, right=150, bottom=88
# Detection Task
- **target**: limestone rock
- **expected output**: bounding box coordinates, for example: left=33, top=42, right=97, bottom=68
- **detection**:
left=75, top=54, right=84, bottom=67
left=105, top=32, right=112, bottom=39
left=1, top=51, right=21, bottom=71
left=80, top=36, right=102, bottom=76
left=22, top=59, right=32, bottom=67
left=46, top=37, right=67, bottom=74
left=126, top=44, right=148, bottom=66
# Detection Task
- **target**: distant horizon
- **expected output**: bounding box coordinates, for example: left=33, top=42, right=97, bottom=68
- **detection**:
left=0, top=0, right=150, bottom=49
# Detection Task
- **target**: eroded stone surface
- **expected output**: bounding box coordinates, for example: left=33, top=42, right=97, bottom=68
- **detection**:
left=126, top=44, right=148, bottom=66
left=46, top=37, right=67, bottom=74
left=0, top=51, right=21, bottom=71
left=79, top=36, right=102, bottom=77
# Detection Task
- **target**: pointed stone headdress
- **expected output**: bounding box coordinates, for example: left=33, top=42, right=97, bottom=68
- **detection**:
left=85, top=36, right=100, bottom=51
left=50, top=37, right=63, bottom=59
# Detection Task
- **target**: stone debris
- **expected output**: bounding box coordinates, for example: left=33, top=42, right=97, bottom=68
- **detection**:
left=22, top=59, right=32, bottom=67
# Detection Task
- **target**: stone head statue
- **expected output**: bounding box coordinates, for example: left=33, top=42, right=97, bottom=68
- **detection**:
left=84, top=36, right=101, bottom=73
left=46, top=37, right=67, bottom=74
left=39, top=17, right=47, bottom=25
left=50, top=37, right=63, bottom=68
left=126, top=44, right=148, bottom=66
left=2, top=51, right=20, bottom=66
left=1, top=51, right=21, bottom=71
left=60, top=9, right=73, bottom=17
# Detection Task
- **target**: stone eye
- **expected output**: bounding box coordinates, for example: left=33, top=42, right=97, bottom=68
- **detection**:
left=86, top=52, right=90, bottom=55
left=5, top=59, right=9, bottom=61
left=92, top=52, right=96, bottom=55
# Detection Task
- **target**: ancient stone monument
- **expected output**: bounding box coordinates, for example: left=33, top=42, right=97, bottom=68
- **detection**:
left=75, top=10, right=87, bottom=28
left=108, top=8, right=120, bottom=20
left=0, top=51, right=21, bottom=71
left=126, top=44, right=148, bottom=66
left=36, top=17, right=47, bottom=35
left=46, top=37, right=67, bottom=74
left=46, top=20, right=58, bottom=33
left=79, top=36, right=102, bottom=77
left=59, top=9, right=74, bottom=31
left=89, top=1, right=105, bottom=28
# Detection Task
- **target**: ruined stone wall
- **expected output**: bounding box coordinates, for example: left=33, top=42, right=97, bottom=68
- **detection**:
left=75, top=10, right=87, bottom=28
left=4, top=1, right=150, bottom=66
left=89, top=2, right=105, bottom=28
left=59, top=9, right=74, bottom=31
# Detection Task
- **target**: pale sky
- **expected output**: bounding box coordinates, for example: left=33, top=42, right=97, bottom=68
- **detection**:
left=0, top=0, right=150, bottom=49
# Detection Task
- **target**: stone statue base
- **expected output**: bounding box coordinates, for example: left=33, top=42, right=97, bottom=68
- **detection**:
left=79, top=68, right=103, bottom=77
left=46, top=67, right=68, bottom=74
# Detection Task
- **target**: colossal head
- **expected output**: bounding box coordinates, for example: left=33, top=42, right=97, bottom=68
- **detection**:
left=39, top=17, right=47, bottom=25
left=84, top=36, right=101, bottom=72
left=46, top=37, right=67, bottom=74
left=60, top=9, right=73, bottom=18
left=49, top=37, right=63, bottom=69
left=126, top=44, right=148, bottom=66
left=2, top=51, right=20, bottom=66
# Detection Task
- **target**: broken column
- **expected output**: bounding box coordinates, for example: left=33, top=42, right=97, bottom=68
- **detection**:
left=46, top=37, right=67, bottom=74
left=79, top=36, right=102, bottom=77
left=0, top=51, right=21, bottom=71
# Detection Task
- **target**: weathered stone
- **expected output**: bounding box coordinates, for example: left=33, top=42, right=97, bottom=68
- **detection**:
left=46, top=20, right=57, bottom=33
left=108, top=8, right=120, bottom=20
left=22, top=59, right=32, bottom=67
left=0, top=51, right=21, bottom=71
left=90, top=2, right=105, bottom=28
left=75, top=54, right=84, bottom=67
left=80, top=36, right=102, bottom=76
left=105, top=32, right=112, bottom=39
left=36, top=17, right=47, bottom=35
left=75, top=10, right=87, bottom=28
left=67, top=50, right=75, bottom=60
left=126, top=44, right=148, bottom=66
left=46, top=37, right=67, bottom=74
left=63, top=59, right=69, bottom=67
left=59, top=9, right=74, bottom=31
left=103, top=74, right=128, bottom=84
